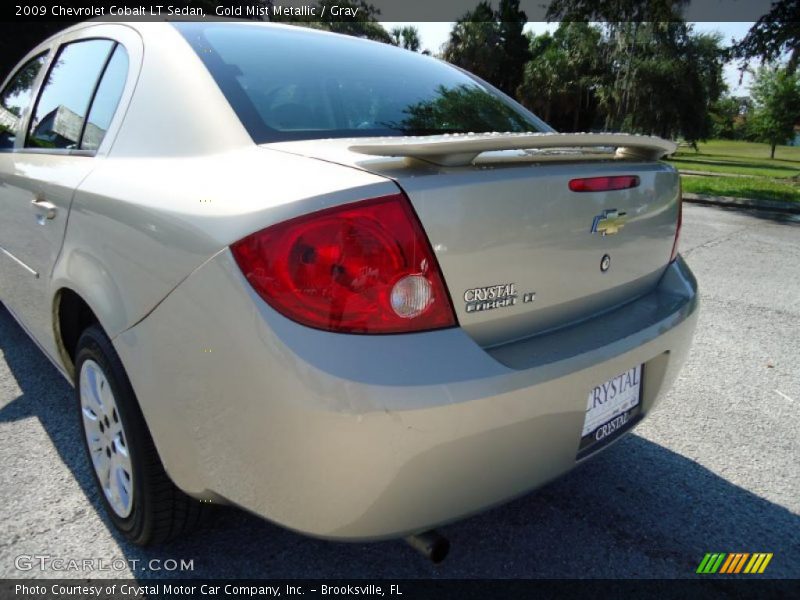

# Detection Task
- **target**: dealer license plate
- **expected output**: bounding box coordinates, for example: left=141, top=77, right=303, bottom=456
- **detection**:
left=578, top=365, right=642, bottom=456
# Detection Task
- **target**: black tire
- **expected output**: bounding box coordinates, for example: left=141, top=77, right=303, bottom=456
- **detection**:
left=75, top=324, right=207, bottom=545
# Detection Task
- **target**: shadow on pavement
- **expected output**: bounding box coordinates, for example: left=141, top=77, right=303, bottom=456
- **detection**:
left=0, top=303, right=797, bottom=579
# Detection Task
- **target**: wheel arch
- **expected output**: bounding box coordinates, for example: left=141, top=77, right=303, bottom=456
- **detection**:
left=53, top=287, right=105, bottom=381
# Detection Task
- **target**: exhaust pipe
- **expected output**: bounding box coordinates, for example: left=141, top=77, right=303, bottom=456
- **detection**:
left=404, top=530, right=450, bottom=564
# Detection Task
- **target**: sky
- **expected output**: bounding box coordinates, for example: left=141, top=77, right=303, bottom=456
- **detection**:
left=382, top=22, right=756, bottom=96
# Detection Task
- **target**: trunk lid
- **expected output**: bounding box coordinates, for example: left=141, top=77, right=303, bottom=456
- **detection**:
left=263, top=133, right=680, bottom=347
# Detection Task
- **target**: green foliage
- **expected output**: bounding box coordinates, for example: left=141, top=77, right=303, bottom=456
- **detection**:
left=2, top=57, right=41, bottom=105
left=748, top=66, right=800, bottom=158
left=495, top=0, right=531, bottom=97
left=514, top=20, right=726, bottom=141
left=391, top=26, right=421, bottom=51
left=732, top=0, right=800, bottom=74
left=517, top=23, right=604, bottom=131
left=709, top=96, right=752, bottom=139
left=601, top=23, right=725, bottom=141
left=545, top=0, right=689, bottom=21
left=442, top=0, right=530, bottom=96
left=456, top=0, right=728, bottom=141
left=442, top=3, right=499, bottom=82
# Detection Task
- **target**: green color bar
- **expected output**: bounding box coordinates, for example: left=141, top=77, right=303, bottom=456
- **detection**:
left=698, top=553, right=726, bottom=574
left=696, top=553, right=713, bottom=574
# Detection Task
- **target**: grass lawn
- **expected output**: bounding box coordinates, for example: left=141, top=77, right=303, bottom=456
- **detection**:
left=666, top=140, right=800, bottom=203
left=681, top=175, right=799, bottom=204
left=668, top=140, right=800, bottom=178
left=684, top=139, right=800, bottom=161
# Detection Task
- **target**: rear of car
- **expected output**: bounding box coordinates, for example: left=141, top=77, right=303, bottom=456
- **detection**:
left=0, top=20, right=697, bottom=546
left=111, top=23, right=698, bottom=539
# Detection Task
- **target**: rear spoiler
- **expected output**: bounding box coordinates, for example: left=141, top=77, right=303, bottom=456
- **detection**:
left=348, top=132, right=677, bottom=167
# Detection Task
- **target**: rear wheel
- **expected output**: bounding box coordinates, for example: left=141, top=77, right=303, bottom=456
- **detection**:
left=76, top=324, right=206, bottom=545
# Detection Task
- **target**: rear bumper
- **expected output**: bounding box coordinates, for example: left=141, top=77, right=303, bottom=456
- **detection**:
left=115, top=255, right=698, bottom=540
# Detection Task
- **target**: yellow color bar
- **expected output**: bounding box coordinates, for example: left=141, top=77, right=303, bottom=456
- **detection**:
left=758, top=553, right=773, bottom=574
left=748, top=554, right=766, bottom=573
left=744, top=554, right=760, bottom=574
left=744, top=553, right=774, bottom=574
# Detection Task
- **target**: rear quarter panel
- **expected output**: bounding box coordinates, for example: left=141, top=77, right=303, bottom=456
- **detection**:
left=52, top=22, right=396, bottom=347
left=55, top=147, right=396, bottom=340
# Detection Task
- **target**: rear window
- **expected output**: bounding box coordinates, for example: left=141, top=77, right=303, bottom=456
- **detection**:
left=175, top=22, right=549, bottom=143
left=27, top=39, right=115, bottom=150
left=0, top=53, right=48, bottom=149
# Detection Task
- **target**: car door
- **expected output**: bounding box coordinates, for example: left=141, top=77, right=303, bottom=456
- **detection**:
left=0, top=52, right=50, bottom=306
left=0, top=33, right=130, bottom=357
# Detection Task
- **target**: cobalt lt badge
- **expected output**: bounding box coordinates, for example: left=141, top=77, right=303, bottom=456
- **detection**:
left=600, top=254, right=611, bottom=272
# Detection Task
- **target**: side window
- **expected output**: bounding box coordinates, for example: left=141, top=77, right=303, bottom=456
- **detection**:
left=0, top=53, right=48, bottom=149
left=26, top=39, right=114, bottom=150
left=81, top=45, right=128, bottom=151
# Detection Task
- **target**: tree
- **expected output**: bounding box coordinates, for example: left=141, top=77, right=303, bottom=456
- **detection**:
left=442, top=0, right=530, bottom=97
left=602, top=23, right=724, bottom=142
left=517, top=32, right=564, bottom=124
left=442, top=2, right=503, bottom=86
left=748, top=66, right=800, bottom=158
left=540, top=1, right=725, bottom=141
left=517, top=23, right=605, bottom=131
left=545, top=0, right=689, bottom=22
left=732, top=0, right=800, bottom=75
left=517, top=20, right=725, bottom=140
left=669, top=28, right=727, bottom=142
left=709, top=96, right=751, bottom=139
left=391, top=26, right=421, bottom=51
left=495, top=0, right=531, bottom=97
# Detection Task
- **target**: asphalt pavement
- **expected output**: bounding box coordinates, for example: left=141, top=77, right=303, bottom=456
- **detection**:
left=0, top=203, right=798, bottom=579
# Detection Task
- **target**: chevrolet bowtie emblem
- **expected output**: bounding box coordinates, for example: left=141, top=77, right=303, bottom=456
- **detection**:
left=591, top=209, right=627, bottom=236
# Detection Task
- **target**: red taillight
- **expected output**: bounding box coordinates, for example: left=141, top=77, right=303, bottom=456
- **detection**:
left=568, top=176, right=640, bottom=192
left=231, top=193, right=457, bottom=334
left=670, top=186, right=683, bottom=262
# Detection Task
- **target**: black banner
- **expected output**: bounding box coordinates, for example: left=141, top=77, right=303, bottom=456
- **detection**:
left=2, top=579, right=800, bottom=600
left=0, top=0, right=783, bottom=23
